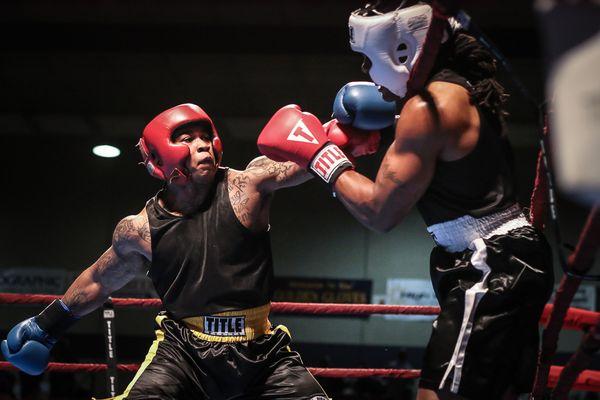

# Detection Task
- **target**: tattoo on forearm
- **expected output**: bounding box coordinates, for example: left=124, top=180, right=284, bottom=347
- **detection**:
left=62, top=251, right=119, bottom=308
left=246, top=157, right=296, bottom=183
left=63, top=247, right=142, bottom=313
left=63, top=289, right=87, bottom=308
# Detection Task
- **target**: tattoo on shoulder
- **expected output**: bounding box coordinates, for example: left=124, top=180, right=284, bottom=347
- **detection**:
left=113, top=216, right=150, bottom=244
left=382, top=162, right=404, bottom=185
left=113, top=217, right=135, bottom=243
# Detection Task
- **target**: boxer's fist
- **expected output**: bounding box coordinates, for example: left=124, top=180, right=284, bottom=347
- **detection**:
left=333, top=82, right=396, bottom=131
left=324, top=119, right=381, bottom=159
left=1, top=299, right=78, bottom=375
left=1, top=318, right=55, bottom=375
left=258, top=105, right=327, bottom=167
left=258, top=105, right=353, bottom=184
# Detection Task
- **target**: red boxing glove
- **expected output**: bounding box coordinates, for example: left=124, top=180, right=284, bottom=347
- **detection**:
left=323, top=119, right=381, bottom=159
left=258, top=105, right=353, bottom=184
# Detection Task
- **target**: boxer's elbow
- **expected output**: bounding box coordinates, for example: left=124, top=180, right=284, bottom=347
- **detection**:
left=356, top=201, right=401, bottom=233
left=340, top=182, right=406, bottom=232
left=367, top=216, right=398, bottom=233
left=372, top=221, right=395, bottom=233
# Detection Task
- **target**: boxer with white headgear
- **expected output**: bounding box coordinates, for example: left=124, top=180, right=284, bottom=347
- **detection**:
left=348, top=1, right=435, bottom=98
left=257, top=2, right=554, bottom=399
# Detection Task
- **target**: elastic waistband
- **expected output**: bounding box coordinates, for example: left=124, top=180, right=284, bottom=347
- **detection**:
left=427, top=204, right=531, bottom=252
left=180, top=303, right=271, bottom=343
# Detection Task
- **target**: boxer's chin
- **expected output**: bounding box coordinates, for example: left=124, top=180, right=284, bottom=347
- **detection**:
left=190, top=164, right=217, bottom=184
left=378, top=86, right=401, bottom=102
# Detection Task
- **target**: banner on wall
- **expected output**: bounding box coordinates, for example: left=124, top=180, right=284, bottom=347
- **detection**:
left=0, top=267, right=157, bottom=298
left=273, top=277, right=372, bottom=305
left=378, top=278, right=598, bottom=322
left=0, top=267, right=69, bottom=295
left=551, top=283, right=596, bottom=311
left=381, top=278, right=438, bottom=321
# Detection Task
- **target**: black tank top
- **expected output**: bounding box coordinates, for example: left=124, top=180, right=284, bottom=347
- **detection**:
left=416, top=69, right=517, bottom=226
left=145, top=168, right=274, bottom=320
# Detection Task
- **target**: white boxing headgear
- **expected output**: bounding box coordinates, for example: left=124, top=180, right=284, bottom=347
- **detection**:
left=348, top=2, right=434, bottom=98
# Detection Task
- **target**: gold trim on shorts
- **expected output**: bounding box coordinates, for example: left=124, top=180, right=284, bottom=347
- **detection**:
left=182, top=303, right=272, bottom=342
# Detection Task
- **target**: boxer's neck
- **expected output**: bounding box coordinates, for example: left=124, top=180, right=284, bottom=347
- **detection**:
left=162, top=179, right=213, bottom=215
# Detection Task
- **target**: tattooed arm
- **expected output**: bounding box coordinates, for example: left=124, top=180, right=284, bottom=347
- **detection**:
left=244, top=156, right=313, bottom=194
left=225, top=158, right=312, bottom=232
left=61, top=211, right=151, bottom=317
left=332, top=93, right=453, bottom=232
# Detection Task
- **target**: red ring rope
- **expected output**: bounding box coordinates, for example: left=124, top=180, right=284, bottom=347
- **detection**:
left=1, top=293, right=598, bottom=331
left=0, top=362, right=598, bottom=392
left=2, top=292, right=599, bottom=394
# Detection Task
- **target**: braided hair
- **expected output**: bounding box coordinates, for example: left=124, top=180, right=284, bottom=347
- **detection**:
left=434, top=32, right=509, bottom=123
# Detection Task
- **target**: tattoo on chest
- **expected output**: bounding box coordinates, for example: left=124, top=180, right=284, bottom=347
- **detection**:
left=138, top=219, right=151, bottom=243
left=228, top=174, right=253, bottom=224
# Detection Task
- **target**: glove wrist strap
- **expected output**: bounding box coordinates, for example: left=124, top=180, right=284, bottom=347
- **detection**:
left=309, top=143, right=354, bottom=185
left=35, top=299, right=79, bottom=339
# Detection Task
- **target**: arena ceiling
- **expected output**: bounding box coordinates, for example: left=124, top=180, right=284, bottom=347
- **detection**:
left=2, top=0, right=543, bottom=141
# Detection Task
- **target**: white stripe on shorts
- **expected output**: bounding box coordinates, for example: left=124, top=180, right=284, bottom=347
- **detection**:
left=438, top=238, right=491, bottom=393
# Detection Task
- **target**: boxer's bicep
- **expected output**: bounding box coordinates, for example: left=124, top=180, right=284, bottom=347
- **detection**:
left=62, top=215, right=149, bottom=316
left=334, top=97, right=444, bottom=232
left=371, top=99, right=444, bottom=220
left=93, top=246, right=146, bottom=294
left=370, top=134, right=438, bottom=224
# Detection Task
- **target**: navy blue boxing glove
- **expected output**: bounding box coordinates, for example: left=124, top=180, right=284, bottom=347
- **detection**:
left=333, top=82, right=397, bottom=131
left=1, top=299, right=78, bottom=375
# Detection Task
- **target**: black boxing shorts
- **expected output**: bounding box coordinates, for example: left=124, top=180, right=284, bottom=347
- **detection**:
left=419, top=225, right=554, bottom=399
left=104, top=305, right=329, bottom=400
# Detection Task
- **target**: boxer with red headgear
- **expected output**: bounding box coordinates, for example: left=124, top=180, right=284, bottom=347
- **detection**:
left=1, top=103, right=333, bottom=399
left=138, top=103, right=223, bottom=182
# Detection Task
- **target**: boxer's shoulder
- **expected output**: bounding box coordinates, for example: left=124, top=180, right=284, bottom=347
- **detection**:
left=112, top=210, right=151, bottom=258
left=397, top=82, right=475, bottom=144
left=425, top=81, right=474, bottom=129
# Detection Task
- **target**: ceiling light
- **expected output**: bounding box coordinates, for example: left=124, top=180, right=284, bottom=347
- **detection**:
left=92, top=144, right=121, bottom=158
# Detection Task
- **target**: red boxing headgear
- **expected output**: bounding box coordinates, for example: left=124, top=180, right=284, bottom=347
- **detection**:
left=138, top=103, right=223, bottom=182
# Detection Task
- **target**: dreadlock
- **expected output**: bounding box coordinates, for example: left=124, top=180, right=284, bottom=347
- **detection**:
left=433, top=32, right=509, bottom=124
